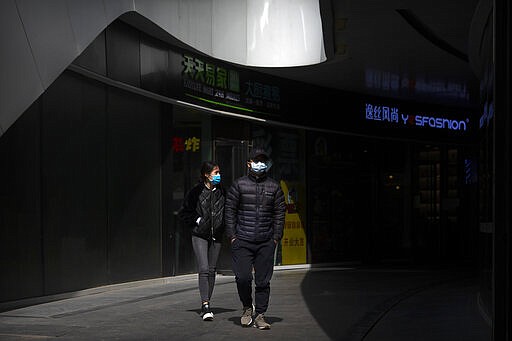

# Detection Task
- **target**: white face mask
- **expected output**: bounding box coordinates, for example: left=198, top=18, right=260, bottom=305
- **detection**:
left=250, top=161, right=268, bottom=173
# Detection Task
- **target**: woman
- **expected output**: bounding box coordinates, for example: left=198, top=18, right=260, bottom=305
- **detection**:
left=178, top=161, right=225, bottom=321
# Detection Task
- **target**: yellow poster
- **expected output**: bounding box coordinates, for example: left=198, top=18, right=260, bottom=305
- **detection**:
left=280, top=180, right=306, bottom=264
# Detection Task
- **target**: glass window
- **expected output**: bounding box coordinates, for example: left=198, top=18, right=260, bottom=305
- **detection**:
left=171, top=107, right=212, bottom=207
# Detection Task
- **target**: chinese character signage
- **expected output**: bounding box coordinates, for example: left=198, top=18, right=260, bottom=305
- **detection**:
left=280, top=180, right=306, bottom=265
left=364, top=102, right=470, bottom=132
left=172, top=136, right=200, bottom=153
left=181, top=53, right=281, bottom=117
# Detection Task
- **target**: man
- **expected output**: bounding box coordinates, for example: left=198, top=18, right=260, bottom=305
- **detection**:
left=225, top=148, right=286, bottom=330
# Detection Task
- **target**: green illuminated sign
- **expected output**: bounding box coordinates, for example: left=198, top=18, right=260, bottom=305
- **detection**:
left=181, top=53, right=281, bottom=115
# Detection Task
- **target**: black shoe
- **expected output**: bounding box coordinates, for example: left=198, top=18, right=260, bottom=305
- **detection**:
left=200, top=303, right=214, bottom=321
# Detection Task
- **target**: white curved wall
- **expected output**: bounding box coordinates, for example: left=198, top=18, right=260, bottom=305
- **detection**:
left=0, top=0, right=325, bottom=137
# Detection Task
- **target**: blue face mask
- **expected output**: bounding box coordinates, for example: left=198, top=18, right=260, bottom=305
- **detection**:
left=210, top=174, right=221, bottom=185
left=250, top=161, right=268, bottom=173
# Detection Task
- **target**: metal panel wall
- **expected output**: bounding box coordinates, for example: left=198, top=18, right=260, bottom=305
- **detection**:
left=106, top=87, right=162, bottom=283
left=16, top=0, right=77, bottom=89
left=0, top=100, right=43, bottom=302
left=73, top=31, right=107, bottom=76
left=41, top=72, right=108, bottom=294
left=1, top=70, right=164, bottom=302
left=140, top=34, right=169, bottom=96
left=0, top=0, right=44, bottom=135
left=106, top=21, right=141, bottom=88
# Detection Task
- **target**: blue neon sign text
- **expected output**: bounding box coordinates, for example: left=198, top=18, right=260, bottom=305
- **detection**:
left=365, top=103, right=469, bottom=131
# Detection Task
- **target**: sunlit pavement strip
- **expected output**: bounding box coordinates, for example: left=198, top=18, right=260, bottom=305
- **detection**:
left=0, top=266, right=488, bottom=340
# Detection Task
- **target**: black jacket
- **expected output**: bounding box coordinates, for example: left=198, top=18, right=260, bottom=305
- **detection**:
left=225, top=172, right=286, bottom=243
left=178, top=182, right=225, bottom=241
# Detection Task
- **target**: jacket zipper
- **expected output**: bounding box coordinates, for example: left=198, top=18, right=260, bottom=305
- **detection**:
left=256, top=183, right=260, bottom=225
left=210, top=188, right=215, bottom=241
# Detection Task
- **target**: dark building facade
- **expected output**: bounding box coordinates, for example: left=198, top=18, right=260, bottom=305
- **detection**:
left=1, top=1, right=510, bottom=338
left=1, top=15, right=479, bottom=302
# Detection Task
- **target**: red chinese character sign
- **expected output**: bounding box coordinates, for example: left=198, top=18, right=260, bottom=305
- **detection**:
left=172, top=136, right=201, bottom=153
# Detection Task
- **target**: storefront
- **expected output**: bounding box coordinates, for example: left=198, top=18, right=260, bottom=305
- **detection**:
left=0, top=16, right=479, bottom=304
left=164, top=106, right=308, bottom=273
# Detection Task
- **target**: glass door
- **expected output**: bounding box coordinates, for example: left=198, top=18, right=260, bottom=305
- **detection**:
left=413, top=146, right=441, bottom=262
left=213, top=138, right=250, bottom=273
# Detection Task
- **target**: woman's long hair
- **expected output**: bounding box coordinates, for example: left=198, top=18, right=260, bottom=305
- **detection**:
left=199, top=160, right=219, bottom=183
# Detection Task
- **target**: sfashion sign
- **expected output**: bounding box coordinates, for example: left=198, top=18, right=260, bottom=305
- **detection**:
left=364, top=102, right=469, bottom=131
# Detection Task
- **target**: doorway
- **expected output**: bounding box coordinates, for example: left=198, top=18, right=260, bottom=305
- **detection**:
left=214, top=138, right=250, bottom=273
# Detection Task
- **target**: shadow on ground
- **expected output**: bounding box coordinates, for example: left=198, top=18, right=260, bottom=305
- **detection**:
left=300, top=266, right=488, bottom=341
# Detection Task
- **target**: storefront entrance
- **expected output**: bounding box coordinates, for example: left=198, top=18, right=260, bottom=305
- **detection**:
left=213, top=138, right=250, bottom=273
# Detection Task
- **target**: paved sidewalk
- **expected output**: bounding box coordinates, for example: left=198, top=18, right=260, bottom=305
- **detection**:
left=0, top=266, right=491, bottom=340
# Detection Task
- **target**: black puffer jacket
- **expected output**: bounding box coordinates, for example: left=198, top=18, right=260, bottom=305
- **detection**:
left=225, top=173, right=286, bottom=242
left=178, top=182, right=225, bottom=241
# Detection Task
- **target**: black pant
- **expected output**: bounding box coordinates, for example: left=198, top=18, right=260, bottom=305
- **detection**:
left=191, top=235, right=222, bottom=303
left=231, top=238, right=276, bottom=315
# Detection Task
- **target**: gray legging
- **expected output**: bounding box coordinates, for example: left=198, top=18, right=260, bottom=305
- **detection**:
left=191, top=235, right=222, bottom=303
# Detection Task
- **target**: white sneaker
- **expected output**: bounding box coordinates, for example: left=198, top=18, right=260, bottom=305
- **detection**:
left=200, top=303, right=214, bottom=321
